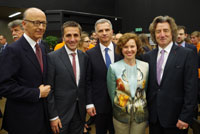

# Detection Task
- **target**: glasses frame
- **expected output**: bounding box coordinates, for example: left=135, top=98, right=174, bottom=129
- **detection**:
left=24, top=19, right=47, bottom=27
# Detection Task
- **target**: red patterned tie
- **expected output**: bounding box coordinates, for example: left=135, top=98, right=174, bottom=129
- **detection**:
left=35, top=43, right=43, bottom=72
left=71, top=53, right=76, bottom=80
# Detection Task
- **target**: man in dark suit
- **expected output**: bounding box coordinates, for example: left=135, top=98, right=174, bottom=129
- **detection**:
left=144, top=16, right=198, bottom=134
left=47, top=21, right=88, bottom=134
left=0, top=34, right=8, bottom=53
left=86, top=18, right=122, bottom=134
left=176, top=26, right=200, bottom=134
left=0, top=8, right=51, bottom=134
left=176, top=25, right=197, bottom=52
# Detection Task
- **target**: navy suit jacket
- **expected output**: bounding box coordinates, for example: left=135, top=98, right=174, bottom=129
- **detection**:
left=0, top=36, right=50, bottom=134
left=86, top=43, right=122, bottom=114
left=144, top=43, right=198, bottom=127
left=185, top=43, right=197, bottom=53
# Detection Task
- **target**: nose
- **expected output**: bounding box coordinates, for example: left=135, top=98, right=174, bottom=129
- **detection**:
left=12, top=31, right=16, bottom=35
left=71, top=36, right=75, bottom=41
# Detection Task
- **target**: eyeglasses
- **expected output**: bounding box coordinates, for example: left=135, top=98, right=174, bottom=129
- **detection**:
left=24, top=20, right=47, bottom=27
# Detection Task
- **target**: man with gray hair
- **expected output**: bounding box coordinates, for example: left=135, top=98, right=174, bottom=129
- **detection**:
left=86, top=18, right=122, bottom=134
left=8, top=19, right=24, bottom=41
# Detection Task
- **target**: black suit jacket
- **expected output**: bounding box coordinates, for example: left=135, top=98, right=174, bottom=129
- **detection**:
left=86, top=43, right=122, bottom=114
left=0, top=36, right=50, bottom=134
left=185, top=43, right=197, bottom=53
left=47, top=47, right=88, bottom=131
left=144, top=44, right=198, bottom=127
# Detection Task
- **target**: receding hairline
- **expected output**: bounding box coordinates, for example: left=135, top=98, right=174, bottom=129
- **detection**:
left=23, top=7, right=45, bottom=20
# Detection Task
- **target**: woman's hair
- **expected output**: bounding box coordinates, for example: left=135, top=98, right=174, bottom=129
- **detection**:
left=116, top=33, right=143, bottom=56
left=78, top=32, right=89, bottom=52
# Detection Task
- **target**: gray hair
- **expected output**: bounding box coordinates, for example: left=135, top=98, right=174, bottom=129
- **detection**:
left=8, top=19, right=24, bottom=30
left=95, top=18, right=113, bottom=32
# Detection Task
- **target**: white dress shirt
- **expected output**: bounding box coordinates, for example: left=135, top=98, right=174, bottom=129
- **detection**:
left=157, top=41, right=173, bottom=81
left=64, top=45, right=80, bottom=86
left=23, top=33, right=38, bottom=53
left=99, top=42, right=115, bottom=64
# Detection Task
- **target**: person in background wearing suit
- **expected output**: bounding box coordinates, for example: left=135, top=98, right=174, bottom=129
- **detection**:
left=0, top=7, right=51, bottom=134
left=144, top=16, right=198, bottom=134
left=8, top=19, right=24, bottom=42
left=176, top=25, right=197, bottom=52
left=86, top=18, right=122, bottom=134
left=0, top=34, right=8, bottom=53
left=47, top=21, right=88, bottom=134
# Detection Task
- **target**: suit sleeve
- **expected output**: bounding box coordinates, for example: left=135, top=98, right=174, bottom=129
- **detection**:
left=46, top=54, right=58, bottom=119
left=107, top=65, right=116, bottom=106
left=0, top=46, right=40, bottom=102
left=179, top=50, right=198, bottom=123
left=85, top=54, right=94, bottom=105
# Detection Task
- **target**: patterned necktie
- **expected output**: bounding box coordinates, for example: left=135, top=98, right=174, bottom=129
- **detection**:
left=105, top=48, right=111, bottom=68
left=35, top=43, right=43, bottom=72
left=71, top=53, right=76, bottom=80
left=157, top=49, right=165, bottom=85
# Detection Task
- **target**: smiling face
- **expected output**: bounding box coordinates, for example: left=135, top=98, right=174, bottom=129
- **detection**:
left=155, top=22, right=172, bottom=48
left=22, top=8, right=47, bottom=42
left=63, top=27, right=81, bottom=51
left=122, top=39, right=137, bottom=61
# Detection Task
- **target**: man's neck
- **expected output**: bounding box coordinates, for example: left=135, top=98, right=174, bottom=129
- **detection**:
left=100, top=41, right=111, bottom=47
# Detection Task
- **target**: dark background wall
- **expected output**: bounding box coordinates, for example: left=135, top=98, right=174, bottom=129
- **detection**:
left=0, top=0, right=115, bottom=16
left=116, top=0, right=200, bottom=33
left=0, top=0, right=200, bottom=34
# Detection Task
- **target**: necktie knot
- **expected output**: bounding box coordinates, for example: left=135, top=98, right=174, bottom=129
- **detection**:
left=105, top=47, right=109, bottom=53
left=160, top=49, right=165, bottom=54
left=71, top=53, right=76, bottom=57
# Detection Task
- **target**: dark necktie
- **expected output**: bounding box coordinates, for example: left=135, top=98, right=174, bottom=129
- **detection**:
left=71, top=53, right=76, bottom=80
left=35, top=43, right=43, bottom=72
left=157, top=49, right=165, bottom=85
left=105, top=48, right=111, bottom=68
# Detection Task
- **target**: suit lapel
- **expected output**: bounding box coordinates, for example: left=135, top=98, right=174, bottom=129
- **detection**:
left=96, top=44, right=108, bottom=69
left=21, top=36, right=42, bottom=74
left=151, top=48, right=159, bottom=85
left=59, top=47, right=76, bottom=84
left=77, top=50, right=84, bottom=85
left=160, top=44, right=177, bottom=85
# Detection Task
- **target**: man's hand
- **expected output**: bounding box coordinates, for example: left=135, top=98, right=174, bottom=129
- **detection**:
left=176, top=119, right=189, bottom=130
left=39, top=84, right=51, bottom=98
left=50, top=118, right=62, bottom=134
left=87, top=107, right=96, bottom=116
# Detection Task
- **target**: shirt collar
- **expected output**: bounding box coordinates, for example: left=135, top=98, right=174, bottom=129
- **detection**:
left=23, top=33, right=37, bottom=48
left=99, top=42, right=114, bottom=52
left=158, top=41, right=173, bottom=54
left=64, top=45, right=78, bottom=55
left=175, top=41, right=185, bottom=47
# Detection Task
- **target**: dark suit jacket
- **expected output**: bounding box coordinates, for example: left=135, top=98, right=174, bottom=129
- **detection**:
left=144, top=44, right=198, bottom=127
left=185, top=43, right=197, bottom=53
left=47, top=47, right=88, bottom=131
left=0, top=36, right=50, bottom=134
left=86, top=43, right=122, bottom=114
